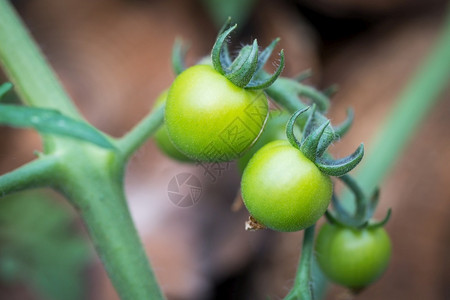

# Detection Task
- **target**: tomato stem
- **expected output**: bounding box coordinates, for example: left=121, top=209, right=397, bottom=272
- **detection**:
left=0, top=155, right=59, bottom=196
left=116, top=104, right=165, bottom=160
left=0, top=0, right=80, bottom=118
left=0, top=1, right=165, bottom=299
left=284, top=225, right=316, bottom=300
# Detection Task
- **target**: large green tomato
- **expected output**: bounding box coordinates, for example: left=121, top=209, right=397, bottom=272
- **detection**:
left=315, top=223, right=391, bottom=289
left=153, top=91, right=192, bottom=162
left=165, top=65, right=269, bottom=162
left=241, top=140, right=332, bottom=232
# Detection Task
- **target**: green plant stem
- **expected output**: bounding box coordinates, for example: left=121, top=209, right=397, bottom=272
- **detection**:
left=0, top=155, right=58, bottom=196
left=0, top=0, right=79, bottom=118
left=117, top=105, right=165, bottom=160
left=342, top=8, right=450, bottom=206
left=56, top=147, right=164, bottom=300
left=0, top=1, right=165, bottom=299
left=284, top=225, right=315, bottom=300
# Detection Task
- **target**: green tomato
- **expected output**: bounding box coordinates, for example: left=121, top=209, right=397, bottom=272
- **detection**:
left=165, top=64, right=269, bottom=162
left=237, top=110, right=300, bottom=173
left=153, top=91, right=193, bottom=162
left=315, top=223, right=391, bottom=289
left=241, top=140, right=332, bottom=232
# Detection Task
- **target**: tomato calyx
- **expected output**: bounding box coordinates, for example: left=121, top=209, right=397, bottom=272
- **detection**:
left=171, top=18, right=284, bottom=90
left=326, top=175, right=392, bottom=230
left=285, top=105, right=364, bottom=177
left=211, top=18, right=285, bottom=89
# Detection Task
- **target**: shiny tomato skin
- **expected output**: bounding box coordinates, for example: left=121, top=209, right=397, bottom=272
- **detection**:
left=153, top=91, right=193, bottom=162
left=241, top=140, right=332, bottom=232
left=165, top=65, right=268, bottom=162
left=315, top=223, right=391, bottom=289
left=237, top=111, right=301, bottom=173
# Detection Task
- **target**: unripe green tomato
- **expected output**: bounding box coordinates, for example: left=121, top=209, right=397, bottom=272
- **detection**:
left=315, top=223, right=392, bottom=289
left=241, top=140, right=332, bottom=232
left=165, top=65, right=269, bottom=162
left=154, top=91, right=192, bottom=162
left=237, top=111, right=300, bottom=173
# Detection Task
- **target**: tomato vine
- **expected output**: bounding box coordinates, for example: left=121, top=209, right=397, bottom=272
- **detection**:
left=0, top=0, right=449, bottom=299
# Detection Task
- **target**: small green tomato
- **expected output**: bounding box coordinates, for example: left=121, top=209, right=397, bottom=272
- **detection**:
left=241, top=140, right=332, bottom=232
left=153, top=91, right=192, bottom=162
left=165, top=64, right=268, bottom=162
left=315, top=223, right=392, bottom=289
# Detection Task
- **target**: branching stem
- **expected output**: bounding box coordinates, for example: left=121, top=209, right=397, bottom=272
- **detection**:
left=0, top=155, right=59, bottom=197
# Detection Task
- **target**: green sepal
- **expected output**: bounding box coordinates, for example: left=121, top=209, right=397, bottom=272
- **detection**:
left=0, top=82, right=13, bottom=100
left=323, top=84, right=339, bottom=97
left=333, top=108, right=354, bottom=138
left=367, top=209, right=392, bottom=229
left=286, top=107, right=310, bottom=149
left=245, top=50, right=285, bottom=90
left=254, top=38, right=280, bottom=74
left=315, top=143, right=364, bottom=176
left=316, top=128, right=336, bottom=158
left=211, top=24, right=237, bottom=75
left=300, top=120, right=330, bottom=162
left=301, top=103, right=317, bottom=142
left=294, top=69, right=312, bottom=82
left=364, top=188, right=380, bottom=220
left=217, top=16, right=233, bottom=37
left=220, top=43, right=233, bottom=69
left=331, top=194, right=352, bottom=220
left=0, top=104, right=115, bottom=149
left=216, top=17, right=234, bottom=69
left=171, top=38, right=189, bottom=76
left=324, top=210, right=345, bottom=226
left=226, top=39, right=259, bottom=87
left=228, top=45, right=251, bottom=71
left=325, top=210, right=368, bottom=228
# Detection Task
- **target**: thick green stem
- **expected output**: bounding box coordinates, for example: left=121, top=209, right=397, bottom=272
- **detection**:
left=117, top=105, right=165, bottom=160
left=0, top=0, right=79, bottom=117
left=0, top=1, right=165, bottom=298
left=56, top=147, right=164, bottom=300
left=284, top=225, right=315, bottom=300
left=0, top=155, right=58, bottom=196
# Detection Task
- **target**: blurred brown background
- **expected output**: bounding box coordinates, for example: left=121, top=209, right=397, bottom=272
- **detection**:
left=0, top=0, right=449, bottom=299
